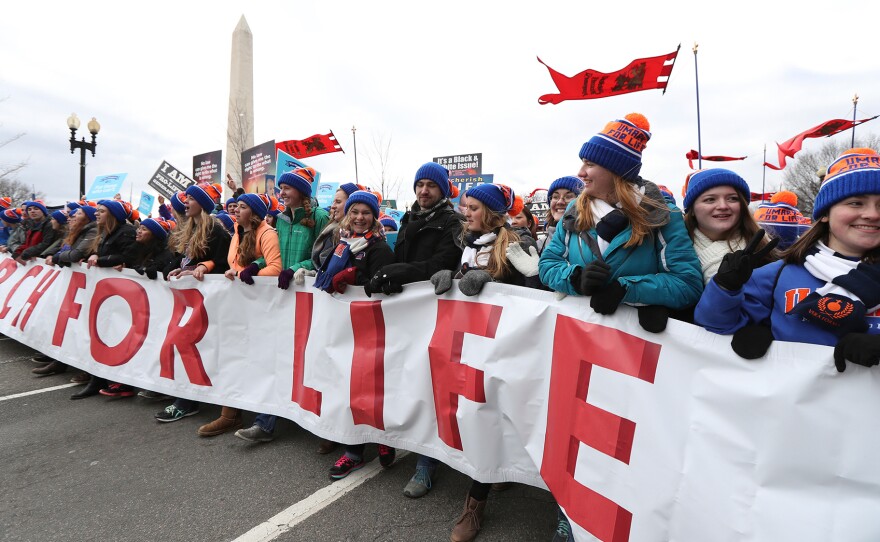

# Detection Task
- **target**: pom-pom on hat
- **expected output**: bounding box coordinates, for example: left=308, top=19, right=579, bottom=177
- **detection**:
left=170, top=191, right=187, bottom=214
left=237, top=193, right=271, bottom=220
left=267, top=195, right=282, bottom=217
left=466, top=183, right=516, bottom=215
left=579, top=113, right=651, bottom=181
left=344, top=190, right=381, bottom=218
left=0, top=197, right=12, bottom=210
left=754, top=191, right=803, bottom=249
left=681, top=168, right=750, bottom=212
left=812, top=147, right=880, bottom=218
left=77, top=205, right=97, bottom=222
left=379, top=216, right=398, bottom=231
left=548, top=176, right=585, bottom=198
left=23, top=200, right=48, bottom=216
left=277, top=167, right=316, bottom=198
left=141, top=217, right=175, bottom=241
left=413, top=162, right=451, bottom=198
left=339, top=183, right=365, bottom=197
left=2, top=208, right=22, bottom=223
left=50, top=210, right=68, bottom=225
left=214, top=211, right=236, bottom=235
left=98, top=199, right=132, bottom=223
left=186, top=183, right=222, bottom=213
left=509, top=194, right=525, bottom=218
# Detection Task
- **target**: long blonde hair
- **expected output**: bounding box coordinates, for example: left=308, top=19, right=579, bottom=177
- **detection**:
left=573, top=177, right=667, bottom=248
left=236, top=214, right=264, bottom=266
left=169, top=210, right=215, bottom=259
left=336, top=210, right=383, bottom=242
left=459, top=202, right=518, bottom=279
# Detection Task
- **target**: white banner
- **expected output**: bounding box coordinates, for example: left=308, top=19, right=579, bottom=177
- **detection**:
left=1, top=255, right=878, bottom=542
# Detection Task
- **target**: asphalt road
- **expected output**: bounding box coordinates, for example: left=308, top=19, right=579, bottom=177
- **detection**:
left=0, top=336, right=558, bottom=542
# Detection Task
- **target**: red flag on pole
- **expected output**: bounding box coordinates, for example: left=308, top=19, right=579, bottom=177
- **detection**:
left=537, top=46, right=680, bottom=105
left=686, top=150, right=748, bottom=170
left=276, top=131, right=344, bottom=159
left=763, top=116, right=879, bottom=170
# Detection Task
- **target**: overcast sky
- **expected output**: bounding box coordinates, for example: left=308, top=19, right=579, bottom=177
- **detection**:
left=2, top=0, right=879, bottom=209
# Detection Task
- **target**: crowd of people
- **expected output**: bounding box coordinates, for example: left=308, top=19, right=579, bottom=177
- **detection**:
left=3, top=111, right=880, bottom=542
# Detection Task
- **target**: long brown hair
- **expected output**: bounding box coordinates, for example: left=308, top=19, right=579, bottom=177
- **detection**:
left=63, top=212, right=88, bottom=247
left=573, top=177, right=667, bottom=248
left=460, top=201, right=519, bottom=279
left=236, top=214, right=264, bottom=266
left=299, top=197, right=316, bottom=228
left=684, top=190, right=763, bottom=249
left=88, top=206, right=119, bottom=254
left=784, top=217, right=880, bottom=265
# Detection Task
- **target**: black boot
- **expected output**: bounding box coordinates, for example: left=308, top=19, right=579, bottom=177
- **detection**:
left=70, top=375, right=106, bottom=400
left=32, top=360, right=67, bottom=377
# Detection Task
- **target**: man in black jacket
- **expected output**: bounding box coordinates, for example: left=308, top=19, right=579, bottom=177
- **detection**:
left=367, top=162, right=462, bottom=295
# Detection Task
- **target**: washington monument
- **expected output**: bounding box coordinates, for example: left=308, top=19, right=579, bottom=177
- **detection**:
left=226, top=15, right=254, bottom=186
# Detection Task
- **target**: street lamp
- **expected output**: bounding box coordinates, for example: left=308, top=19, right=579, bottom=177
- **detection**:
left=67, top=113, right=100, bottom=199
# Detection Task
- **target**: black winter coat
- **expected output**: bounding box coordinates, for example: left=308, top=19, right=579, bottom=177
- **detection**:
left=391, top=202, right=463, bottom=283
left=95, top=223, right=139, bottom=268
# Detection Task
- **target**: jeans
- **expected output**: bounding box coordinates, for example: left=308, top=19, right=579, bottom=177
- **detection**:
left=254, top=413, right=276, bottom=433
left=416, top=454, right=440, bottom=470
left=172, top=398, right=198, bottom=411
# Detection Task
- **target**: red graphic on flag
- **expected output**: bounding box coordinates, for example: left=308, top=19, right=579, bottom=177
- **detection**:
left=763, top=117, right=879, bottom=170
left=686, top=150, right=747, bottom=170
left=537, top=47, right=679, bottom=105
left=276, top=131, right=344, bottom=159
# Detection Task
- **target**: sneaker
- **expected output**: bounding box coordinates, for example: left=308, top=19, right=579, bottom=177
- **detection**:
left=378, top=444, right=396, bottom=468
left=31, top=354, right=53, bottom=364
left=329, top=454, right=365, bottom=480
left=551, top=510, right=572, bottom=542
left=234, top=424, right=275, bottom=443
left=403, top=465, right=435, bottom=498
left=138, top=390, right=170, bottom=400
left=99, top=383, right=136, bottom=398
left=155, top=405, right=199, bottom=423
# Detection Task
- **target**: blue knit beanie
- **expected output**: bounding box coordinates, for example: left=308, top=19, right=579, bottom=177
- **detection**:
left=50, top=210, right=68, bottom=225
left=226, top=197, right=237, bottom=209
left=185, top=183, right=222, bottom=214
left=466, top=184, right=516, bottom=214
left=548, top=176, right=584, bottom=199
left=237, top=193, right=270, bottom=220
left=170, top=192, right=187, bottom=214
left=98, top=199, right=131, bottom=223
left=380, top=217, right=398, bottom=231
left=66, top=201, right=82, bottom=213
left=578, top=113, right=651, bottom=181
left=214, top=211, right=236, bottom=235
left=682, top=168, right=750, bottom=213
left=339, top=183, right=363, bottom=197
left=141, top=218, right=174, bottom=241
left=2, top=209, right=22, bottom=224
left=413, top=162, right=450, bottom=198
left=813, top=148, right=880, bottom=218
left=78, top=206, right=97, bottom=222
left=24, top=201, right=48, bottom=217
left=277, top=167, right=316, bottom=198
left=344, top=190, right=380, bottom=218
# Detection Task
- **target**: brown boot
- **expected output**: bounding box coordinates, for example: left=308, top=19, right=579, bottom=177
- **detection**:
left=32, top=360, right=67, bottom=376
left=450, top=495, right=486, bottom=542
left=197, top=407, right=242, bottom=437
left=317, top=439, right=337, bottom=454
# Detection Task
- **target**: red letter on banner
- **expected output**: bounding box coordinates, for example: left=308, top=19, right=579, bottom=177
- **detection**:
left=541, top=316, right=661, bottom=542
left=349, top=301, right=386, bottom=429
left=0, top=258, right=19, bottom=285
left=159, top=289, right=211, bottom=386
left=88, top=278, right=150, bottom=367
left=14, top=269, right=60, bottom=330
left=427, top=299, right=501, bottom=450
left=292, top=292, right=321, bottom=415
left=53, top=271, right=87, bottom=346
left=0, top=266, right=43, bottom=320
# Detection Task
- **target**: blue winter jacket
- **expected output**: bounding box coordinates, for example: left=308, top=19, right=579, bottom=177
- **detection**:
left=538, top=187, right=703, bottom=310
left=696, top=260, right=880, bottom=346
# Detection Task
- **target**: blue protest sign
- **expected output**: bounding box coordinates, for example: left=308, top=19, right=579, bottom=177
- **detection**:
left=86, top=173, right=127, bottom=201
left=137, top=191, right=155, bottom=218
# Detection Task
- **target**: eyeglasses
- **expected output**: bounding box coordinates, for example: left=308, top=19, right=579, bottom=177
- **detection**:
left=550, top=192, right=577, bottom=203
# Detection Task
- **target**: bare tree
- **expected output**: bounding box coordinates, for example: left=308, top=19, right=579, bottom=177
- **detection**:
left=782, top=133, right=880, bottom=216
left=0, top=97, right=27, bottom=185
left=364, top=132, right=402, bottom=208
left=225, top=99, right=254, bottom=185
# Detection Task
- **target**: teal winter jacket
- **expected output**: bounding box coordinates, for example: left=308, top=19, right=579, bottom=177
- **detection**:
left=538, top=185, right=703, bottom=309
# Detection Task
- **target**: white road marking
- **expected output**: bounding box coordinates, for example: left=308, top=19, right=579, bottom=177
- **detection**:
left=0, top=383, right=79, bottom=402
left=233, top=450, right=410, bottom=542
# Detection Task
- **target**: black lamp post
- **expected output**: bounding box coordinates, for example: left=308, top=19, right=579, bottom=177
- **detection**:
left=67, top=113, right=100, bottom=199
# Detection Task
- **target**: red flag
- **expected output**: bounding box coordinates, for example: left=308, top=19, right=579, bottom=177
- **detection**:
left=276, top=131, right=344, bottom=159
left=763, top=116, right=879, bottom=170
left=537, top=47, right=679, bottom=105
left=686, top=150, right=748, bottom=169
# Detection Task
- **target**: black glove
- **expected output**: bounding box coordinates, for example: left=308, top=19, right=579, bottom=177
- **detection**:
left=366, top=264, right=412, bottom=297
left=430, top=269, right=454, bottom=295
left=713, top=230, right=779, bottom=291
left=834, top=333, right=880, bottom=372
left=637, top=305, right=669, bottom=333
left=278, top=268, right=295, bottom=290
left=590, top=281, right=627, bottom=315
left=731, top=324, right=774, bottom=359
left=135, top=266, right=146, bottom=276
left=239, top=263, right=260, bottom=285
left=571, top=261, right=611, bottom=295
left=458, top=270, right=493, bottom=296
left=144, top=265, right=159, bottom=280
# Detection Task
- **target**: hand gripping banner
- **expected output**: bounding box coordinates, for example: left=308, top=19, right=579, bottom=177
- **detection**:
left=1, top=256, right=878, bottom=542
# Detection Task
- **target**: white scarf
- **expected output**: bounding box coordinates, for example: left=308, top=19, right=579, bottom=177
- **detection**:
left=804, top=241, right=880, bottom=312
left=691, top=229, right=747, bottom=285
left=461, top=231, right=497, bottom=270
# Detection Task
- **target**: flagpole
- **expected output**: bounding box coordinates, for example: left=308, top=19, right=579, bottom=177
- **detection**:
left=762, top=144, right=767, bottom=202
left=352, top=125, right=359, bottom=183
left=693, top=43, right=702, bottom=169
left=851, top=93, right=859, bottom=147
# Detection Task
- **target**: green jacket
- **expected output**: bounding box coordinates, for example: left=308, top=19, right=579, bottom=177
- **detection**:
left=260, top=204, right=329, bottom=272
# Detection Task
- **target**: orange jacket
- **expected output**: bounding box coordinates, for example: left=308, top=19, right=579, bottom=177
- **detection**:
left=227, top=220, right=282, bottom=276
